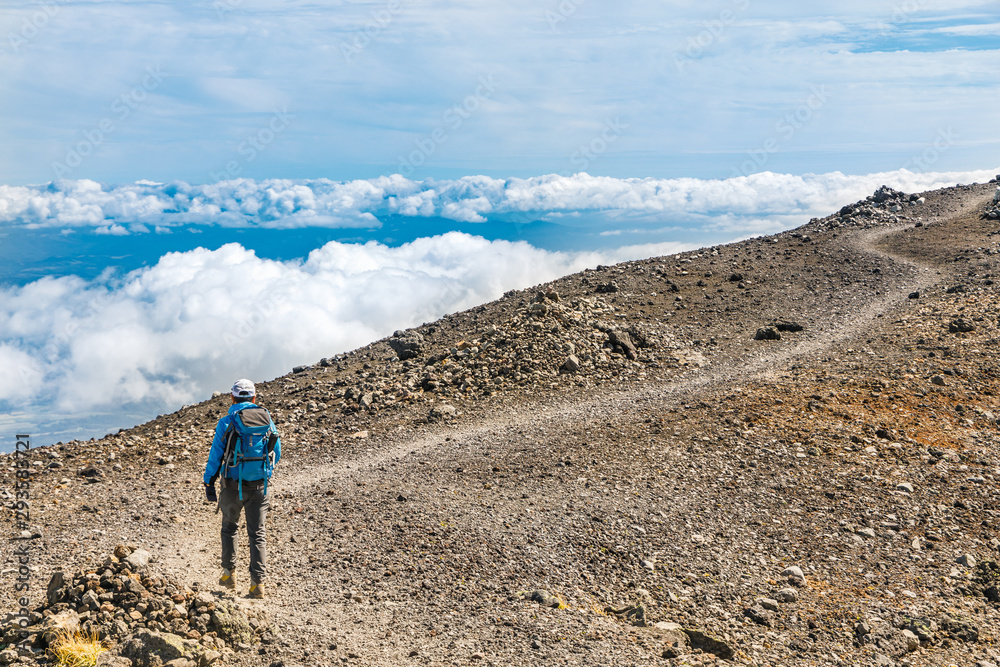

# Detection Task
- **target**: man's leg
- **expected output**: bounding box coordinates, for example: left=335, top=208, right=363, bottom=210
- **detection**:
left=244, top=485, right=270, bottom=585
left=219, top=485, right=242, bottom=574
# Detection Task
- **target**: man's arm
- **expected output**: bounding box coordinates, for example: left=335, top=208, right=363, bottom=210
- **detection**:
left=203, top=416, right=230, bottom=484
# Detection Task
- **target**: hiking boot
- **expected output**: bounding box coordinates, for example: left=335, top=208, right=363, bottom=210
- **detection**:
left=219, top=569, right=236, bottom=589
left=248, top=581, right=264, bottom=599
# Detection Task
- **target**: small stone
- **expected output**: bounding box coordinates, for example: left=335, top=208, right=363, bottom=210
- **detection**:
left=905, top=617, right=935, bottom=642
left=754, top=327, right=781, bottom=341
left=781, top=565, right=805, bottom=581
left=896, top=482, right=914, bottom=493
left=125, top=548, right=152, bottom=570
left=758, top=598, right=779, bottom=612
left=428, top=404, right=457, bottom=421
left=857, top=527, right=877, bottom=539
left=82, top=589, right=100, bottom=611
left=902, top=629, right=920, bottom=652
left=528, top=590, right=560, bottom=608
left=775, top=588, right=798, bottom=603
left=562, top=355, right=581, bottom=373
left=957, top=553, right=977, bottom=568
left=743, top=605, right=774, bottom=627
left=949, top=319, right=974, bottom=333
left=931, top=374, right=946, bottom=386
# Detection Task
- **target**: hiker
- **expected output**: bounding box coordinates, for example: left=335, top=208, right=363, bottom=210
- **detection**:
left=203, top=378, right=281, bottom=599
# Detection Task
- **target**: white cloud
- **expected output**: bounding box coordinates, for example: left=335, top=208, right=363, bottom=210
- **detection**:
left=0, top=168, right=996, bottom=233
left=0, top=233, right=694, bottom=426
left=930, top=22, right=1000, bottom=36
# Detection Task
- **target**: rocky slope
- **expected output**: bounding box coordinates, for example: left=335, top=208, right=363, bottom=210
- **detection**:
left=1, top=177, right=1000, bottom=667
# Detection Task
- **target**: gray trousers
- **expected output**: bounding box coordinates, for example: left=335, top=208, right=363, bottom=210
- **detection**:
left=219, top=480, right=269, bottom=583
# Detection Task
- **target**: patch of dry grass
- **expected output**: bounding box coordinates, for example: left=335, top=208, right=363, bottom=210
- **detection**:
left=49, top=630, right=106, bottom=667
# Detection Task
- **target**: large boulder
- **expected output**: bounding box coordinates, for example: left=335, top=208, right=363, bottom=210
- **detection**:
left=647, top=622, right=689, bottom=659
left=388, top=330, right=424, bottom=361
left=210, top=600, right=256, bottom=646
left=125, top=549, right=152, bottom=570
left=46, top=570, right=67, bottom=606
left=122, top=629, right=198, bottom=667
left=41, top=609, right=80, bottom=645
left=606, top=329, right=637, bottom=360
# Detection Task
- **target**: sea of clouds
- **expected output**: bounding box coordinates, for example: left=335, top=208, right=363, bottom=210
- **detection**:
left=0, top=231, right=691, bottom=442
left=3, top=168, right=996, bottom=234
left=0, top=167, right=996, bottom=444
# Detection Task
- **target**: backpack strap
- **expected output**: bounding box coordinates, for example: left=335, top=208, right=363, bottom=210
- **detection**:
left=262, top=431, right=278, bottom=496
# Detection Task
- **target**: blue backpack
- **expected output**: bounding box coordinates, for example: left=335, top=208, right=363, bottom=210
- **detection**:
left=221, top=406, right=278, bottom=499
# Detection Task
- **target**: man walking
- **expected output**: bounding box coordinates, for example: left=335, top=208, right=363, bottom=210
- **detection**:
left=204, top=379, right=281, bottom=599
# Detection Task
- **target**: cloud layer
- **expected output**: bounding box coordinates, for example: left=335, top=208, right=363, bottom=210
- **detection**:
left=1, top=165, right=997, bottom=443
left=0, top=232, right=692, bottom=439
left=2, top=168, right=996, bottom=234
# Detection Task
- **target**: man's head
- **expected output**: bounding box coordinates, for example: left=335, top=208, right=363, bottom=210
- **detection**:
left=231, top=378, right=256, bottom=404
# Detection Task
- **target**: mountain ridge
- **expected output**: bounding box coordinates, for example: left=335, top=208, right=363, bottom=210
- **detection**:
left=2, top=178, right=999, bottom=666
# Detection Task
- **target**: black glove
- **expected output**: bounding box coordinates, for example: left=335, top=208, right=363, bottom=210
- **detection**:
left=205, top=482, right=217, bottom=503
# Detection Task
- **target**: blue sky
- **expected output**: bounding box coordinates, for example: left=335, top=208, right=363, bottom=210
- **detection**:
left=1, top=0, right=999, bottom=447
left=1, top=0, right=997, bottom=184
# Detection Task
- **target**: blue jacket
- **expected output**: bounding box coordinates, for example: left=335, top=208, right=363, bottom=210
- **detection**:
left=203, top=401, right=281, bottom=484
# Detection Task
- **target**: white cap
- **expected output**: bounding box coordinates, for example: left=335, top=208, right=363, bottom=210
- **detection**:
left=231, top=378, right=256, bottom=398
